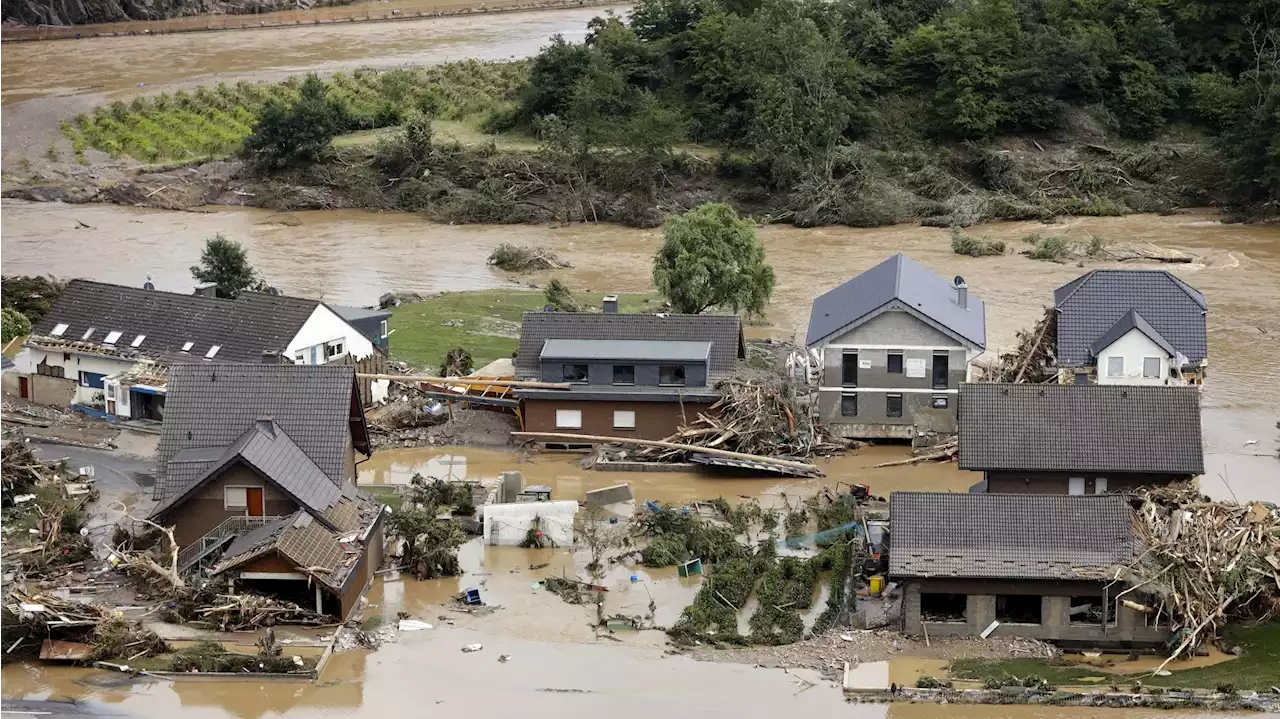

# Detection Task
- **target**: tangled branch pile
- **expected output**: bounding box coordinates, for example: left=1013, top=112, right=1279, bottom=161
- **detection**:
left=639, top=375, right=845, bottom=460
left=486, top=244, right=572, bottom=272
left=1, top=590, right=168, bottom=664
left=2, top=441, right=53, bottom=504
left=982, top=306, right=1058, bottom=383
left=193, top=594, right=330, bottom=631
left=1122, top=484, right=1280, bottom=669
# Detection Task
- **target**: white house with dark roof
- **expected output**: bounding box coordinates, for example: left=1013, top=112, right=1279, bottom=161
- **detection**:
left=1052, top=269, right=1208, bottom=387
left=11, top=279, right=387, bottom=419
left=805, top=254, right=986, bottom=440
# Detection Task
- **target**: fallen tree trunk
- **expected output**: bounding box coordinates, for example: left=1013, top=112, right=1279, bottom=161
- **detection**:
left=511, top=431, right=822, bottom=475
left=872, top=442, right=957, bottom=468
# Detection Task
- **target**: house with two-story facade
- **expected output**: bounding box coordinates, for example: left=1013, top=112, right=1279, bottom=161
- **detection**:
left=958, top=383, right=1204, bottom=494
left=891, top=491, right=1170, bottom=649
left=1053, top=269, right=1207, bottom=386
left=10, top=279, right=388, bottom=419
left=148, top=364, right=383, bottom=620
left=805, top=253, right=986, bottom=440
left=513, top=302, right=744, bottom=443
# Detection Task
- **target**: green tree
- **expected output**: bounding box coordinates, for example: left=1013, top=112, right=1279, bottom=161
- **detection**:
left=518, top=35, right=594, bottom=121
left=1, top=307, right=32, bottom=344
left=0, top=275, right=66, bottom=326
left=242, top=73, right=348, bottom=170
left=388, top=505, right=465, bottom=579
left=190, top=235, right=267, bottom=299
left=652, top=203, right=775, bottom=314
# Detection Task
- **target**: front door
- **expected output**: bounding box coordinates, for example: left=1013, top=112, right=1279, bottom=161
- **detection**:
left=246, top=487, right=265, bottom=516
left=18, top=376, right=29, bottom=398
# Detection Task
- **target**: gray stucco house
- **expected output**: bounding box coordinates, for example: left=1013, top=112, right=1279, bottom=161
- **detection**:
left=805, top=253, right=986, bottom=439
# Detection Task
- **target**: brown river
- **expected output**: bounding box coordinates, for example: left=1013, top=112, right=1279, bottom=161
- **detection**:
left=2, top=6, right=1278, bottom=717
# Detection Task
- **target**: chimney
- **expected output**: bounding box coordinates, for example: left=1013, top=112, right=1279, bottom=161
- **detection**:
left=954, top=279, right=968, bottom=309
left=193, top=282, right=218, bottom=298
left=602, top=295, right=619, bottom=314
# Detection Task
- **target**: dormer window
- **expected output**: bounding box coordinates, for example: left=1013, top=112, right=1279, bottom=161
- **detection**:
left=51, top=324, right=68, bottom=337
left=205, top=345, right=221, bottom=359
left=81, top=327, right=96, bottom=341
left=181, top=341, right=194, bottom=352
left=131, top=334, right=146, bottom=347
left=104, top=331, right=123, bottom=345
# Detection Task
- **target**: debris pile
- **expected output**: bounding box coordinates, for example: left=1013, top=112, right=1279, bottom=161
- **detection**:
left=167, top=632, right=308, bottom=674
left=486, top=244, right=572, bottom=272
left=439, top=347, right=474, bottom=377
left=980, top=306, right=1058, bottom=383
left=2, top=441, right=52, bottom=504
left=2, top=441, right=96, bottom=577
left=1121, top=484, right=1280, bottom=670
left=872, top=439, right=958, bottom=467
left=191, top=594, right=330, bottom=631
left=1, top=590, right=168, bottom=664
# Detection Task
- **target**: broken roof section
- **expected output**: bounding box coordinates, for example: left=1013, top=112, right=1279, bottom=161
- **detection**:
left=889, top=491, right=1138, bottom=580
left=805, top=253, right=986, bottom=348
left=154, top=364, right=370, bottom=502
left=28, top=280, right=321, bottom=364
left=1054, top=269, right=1207, bottom=365
left=958, top=383, right=1204, bottom=474
left=516, top=312, right=745, bottom=378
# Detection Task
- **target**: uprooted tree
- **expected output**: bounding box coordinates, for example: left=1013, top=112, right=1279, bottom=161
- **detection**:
left=388, top=505, right=465, bottom=579
left=652, top=203, right=775, bottom=315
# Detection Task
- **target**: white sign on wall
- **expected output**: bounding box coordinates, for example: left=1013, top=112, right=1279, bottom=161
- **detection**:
left=859, top=359, right=872, bottom=369
left=905, top=358, right=927, bottom=378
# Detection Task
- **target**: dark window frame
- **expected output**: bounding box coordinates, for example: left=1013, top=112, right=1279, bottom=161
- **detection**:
left=886, top=393, right=903, bottom=418
left=920, top=593, right=967, bottom=622
left=887, top=352, right=904, bottom=374
left=932, top=351, right=950, bottom=390
left=841, top=352, right=858, bottom=387
left=562, top=364, right=589, bottom=383
left=658, top=364, right=687, bottom=387
left=840, top=394, right=858, bottom=417
left=612, top=365, right=636, bottom=385
left=995, top=595, right=1042, bottom=624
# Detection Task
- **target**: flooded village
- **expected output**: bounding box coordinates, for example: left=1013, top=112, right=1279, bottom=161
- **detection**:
left=2, top=0, right=1280, bottom=717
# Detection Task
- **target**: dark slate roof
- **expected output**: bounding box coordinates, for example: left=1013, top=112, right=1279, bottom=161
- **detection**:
left=153, top=364, right=368, bottom=501
left=29, top=280, right=320, bottom=363
left=220, top=517, right=289, bottom=560
left=958, top=383, right=1204, bottom=474
left=151, top=420, right=343, bottom=518
left=1088, top=309, right=1177, bottom=357
left=889, top=492, right=1137, bottom=580
left=332, top=305, right=391, bottom=323
left=539, top=339, right=712, bottom=362
left=1054, top=270, right=1207, bottom=365
left=516, top=312, right=744, bottom=378
left=805, top=253, right=986, bottom=348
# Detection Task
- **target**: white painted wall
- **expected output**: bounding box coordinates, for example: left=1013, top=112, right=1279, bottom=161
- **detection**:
left=482, top=501, right=577, bottom=547
left=14, top=347, right=134, bottom=405
left=285, top=305, right=388, bottom=403
left=1096, top=328, right=1172, bottom=386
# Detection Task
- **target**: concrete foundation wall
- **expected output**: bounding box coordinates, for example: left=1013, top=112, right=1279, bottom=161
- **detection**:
left=483, top=500, right=577, bottom=547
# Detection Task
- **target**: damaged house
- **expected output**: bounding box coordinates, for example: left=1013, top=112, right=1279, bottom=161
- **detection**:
left=958, top=383, right=1204, bottom=494
left=513, top=300, right=745, bottom=444
left=148, top=364, right=384, bottom=619
left=891, top=491, right=1170, bottom=649
left=1053, top=269, right=1208, bottom=386
left=8, top=279, right=389, bottom=420
left=805, top=254, right=986, bottom=440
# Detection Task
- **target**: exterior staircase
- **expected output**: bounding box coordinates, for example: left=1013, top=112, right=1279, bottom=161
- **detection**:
left=176, top=515, right=284, bottom=575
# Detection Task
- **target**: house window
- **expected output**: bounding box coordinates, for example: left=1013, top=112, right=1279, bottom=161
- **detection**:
left=78, top=371, right=105, bottom=389
left=294, top=351, right=307, bottom=364
left=613, top=365, right=635, bottom=385
left=205, top=345, right=221, bottom=359
left=1068, top=477, right=1086, bottom=495
left=1142, top=357, right=1161, bottom=378
left=1074, top=372, right=1089, bottom=385
left=224, top=486, right=248, bottom=510
left=920, top=593, right=967, bottom=622
left=379, top=320, right=388, bottom=339
left=131, top=334, right=146, bottom=347
left=1106, top=356, right=1125, bottom=377
left=81, top=327, right=96, bottom=341
left=613, top=410, right=636, bottom=429
left=886, top=394, right=903, bottom=418
left=555, top=409, right=582, bottom=429
left=563, top=364, right=589, bottom=383
left=840, top=394, right=858, bottom=417
left=996, top=595, right=1042, bottom=624
left=659, top=365, right=686, bottom=386
left=325, top=339, right=345, bottom=359
left=887, top=352, right=903, bottom=374
left=931, top=395, right=948, bottom=409
left=841, top=352, right=858, bottom=387
left=1070, top=596, right=1104, bottom=625
left=1094, top=477, right=1108, bottom=494
left=932, top=352, right=950, bottom=389
left=51, top=323, right=68, bottom=337
left=181, top=341, right=194, bottom=353
left=103, top=330, right=123, bottom=345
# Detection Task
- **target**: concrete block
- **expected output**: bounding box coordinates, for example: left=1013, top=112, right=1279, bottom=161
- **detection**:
left=498, top=471, right=523, bottom=504
left=585, top=483, right=633, bottom=506
left=843, top=661, right=890, bottom=692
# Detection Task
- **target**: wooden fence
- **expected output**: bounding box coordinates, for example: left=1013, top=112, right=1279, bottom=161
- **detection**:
left=334, top=352, right=387, bottom=408
left=1, top=0, right=613, bottom=42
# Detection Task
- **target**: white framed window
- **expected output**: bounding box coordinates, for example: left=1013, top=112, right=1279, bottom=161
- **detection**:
left=613, top=410, right=636, bottom=430
left=379, top=320, right=388, bottom=339
left=51, top=323, right=68, bottom=337
left=103, top=330, right=123, bottom=345
left=181, top=341, right=194, bottom=353
left=1106, top=357, right=1125, bottom=378
left=205, top=345, right=220, bottom=359
left=224, top=486, right=248, bottom=509
left=295, top=351, right=307, bottom=364
left=555, top=409, right=582, bottom=429
left=1068, top=477, right=1086, bottom=495
left=131, top=334, right=146, bottom=347
left=325, top=339, right=345, bottom=359
left=1095, top=477, right=1108, bottom=494
left=1142, top=357, right=1161, bottom=378
left=81, top=327, right=96, bottom=341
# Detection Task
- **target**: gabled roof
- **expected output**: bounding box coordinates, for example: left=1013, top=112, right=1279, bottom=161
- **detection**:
left=332, top=305, right=391, bottom=323
left=539, top=339, right=712, bottom=362
left=516, top=312, right=744, bottom=378
left=28, top=280, right=320, bottom=364
left=958, top=383, right=1203, bottom=474
left=1054, top=270, right=1207, bottom=365
left=153, top=364, right=370, bottom=501
left=889, top=492, right=1137, bottom=580
left=151, top=420, right=343, bottom=519
left=1088, top=309, right=1176, bottom=357
left=805, top=253, right=985, bottom=348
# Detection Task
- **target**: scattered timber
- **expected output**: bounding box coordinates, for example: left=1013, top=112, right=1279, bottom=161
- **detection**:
left=982, top=306, right=1058, bottom=383
left=486, top=243, right=572, bottom=272
left=511, top=431, right=823, bottom=475
left=872, top=440, right=958, bottom=468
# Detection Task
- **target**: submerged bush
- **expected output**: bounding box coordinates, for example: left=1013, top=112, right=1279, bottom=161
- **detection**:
left=950, top=227, right=1007, bottom=257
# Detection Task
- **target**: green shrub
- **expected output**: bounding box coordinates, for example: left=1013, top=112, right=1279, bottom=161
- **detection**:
left=1023, top=233, right=1072, bottom=261
left=950, top=227, right=1006, bottom=257
left=916, top=676, right=945, bottom=689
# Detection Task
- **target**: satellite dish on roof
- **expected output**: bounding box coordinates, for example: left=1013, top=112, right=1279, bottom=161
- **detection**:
left=267, top=286, right=279, bottom=296
left=953, top=275, right=966, bottom=288
left=143, top=274, right=155, bottom=291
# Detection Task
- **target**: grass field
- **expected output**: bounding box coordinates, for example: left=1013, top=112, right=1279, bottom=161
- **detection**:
left=333, top=118, right=539, bottom=153
left=388, top=289, right=662, bottom=371
left=949, top=622, right=1280, bottom=691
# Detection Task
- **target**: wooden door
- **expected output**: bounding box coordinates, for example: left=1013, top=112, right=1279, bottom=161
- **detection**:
left=19, top=377, right=29, bottom=398
left=246, top=488, right=264, bottom=516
